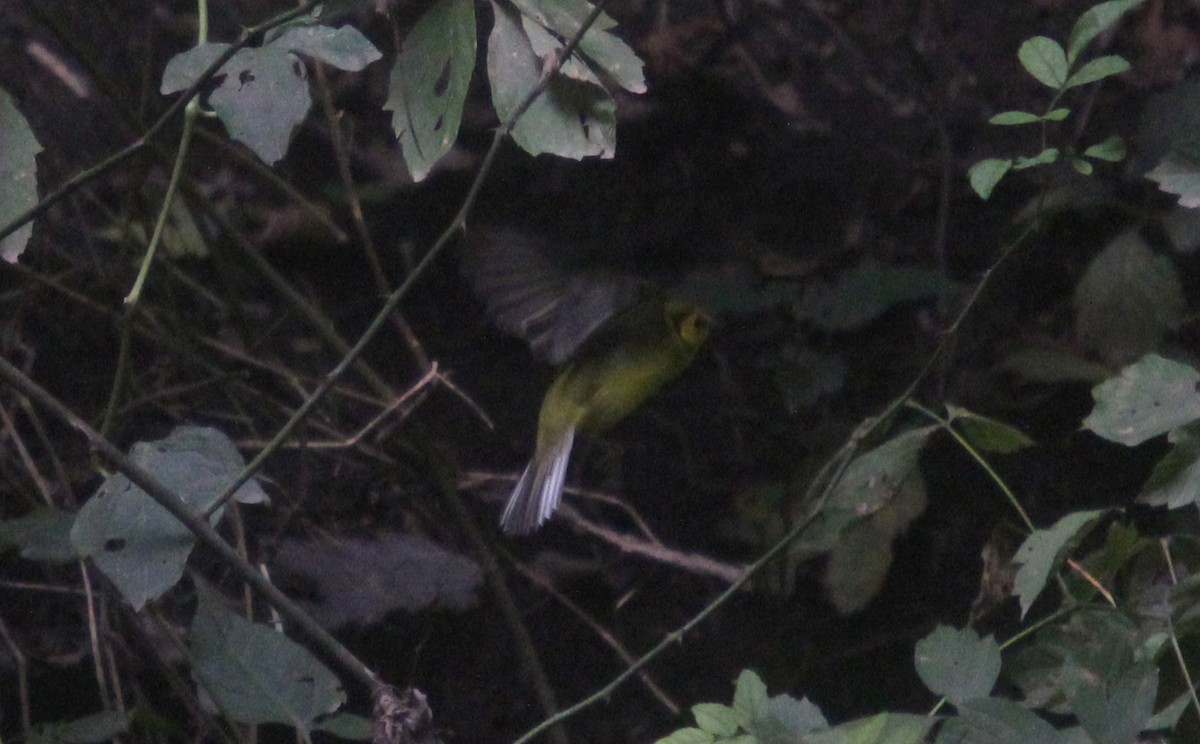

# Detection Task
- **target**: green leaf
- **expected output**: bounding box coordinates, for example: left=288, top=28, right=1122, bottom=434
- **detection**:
left=70, top=426, right=266, bottom=609
left=1018, top=37, right=1069, bottom=89
left=1082, top=354, right=1200, bottom=445
left=1146, top=148, right=1200, bottom=207
left=1073, top=665, right=1157, bottom=744
left=0, top=86, right=42, bottom=263
left=947, top=405, right=1037, bottom=454
left=805, top=712, right=932, bottom=744
left=796, top=261, right=960, bottom=333
left=914, top=626, right=1002, bottom=706
left=314, top=712, right=372, bottom=740
left=162, top=40, right=316, bottom=164
left=936, top=698, right=1060, bottom=744
left=693, top=703, right=740, bottom=737
left=508, top=0, right=646, bottom=93
left=1145, top=687, right=1193, bottom=730
left=1008, top=609, right=1146, bottom=714
left=1043, top=107, right=1071, bottom=121
left=764, top=695, right=827, bottom=739
left=521, top=16, right=602, bottom=85
left=823, top=428, right=933, bottom=613
left=1067, top=0, right=1146, bottom=65
left=989, top=110, right=1041, bottom=125
left=0, top=506, right=78, bottom=562
left=1084, top=135, right=1126, bottom=161
left=732, top=670, right=770, bottom=724
left=26, top=710, right=130, bottom=744
left=1013, top=509, right=1108, bottom=618
left=1073, top=231, right=1184, bottom=366
left=270, top=24, right=382, bottom=70
left=1140, top=425, right=1200, bottom=509
left=999, top=346, right=1111, bottom=385
left=486, top=1, right=616, bottom=159
left=1070, top=156, right=1094, bottom=175
left=190, top=582, right=346, bottom=735
left=1013, top=147, right=1060, bottom=169
left=653, top=729, right=716, bottom=744
left=1065, top=55, right=1131, bottom=88
left=386, top=0, right=476, bottom=181
left=160, top=43, right=231, bottom=93
left=968, top=158, right=1012, bottom=199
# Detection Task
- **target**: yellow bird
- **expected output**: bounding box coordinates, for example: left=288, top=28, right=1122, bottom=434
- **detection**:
left=463, top=231, right=711, bottom=535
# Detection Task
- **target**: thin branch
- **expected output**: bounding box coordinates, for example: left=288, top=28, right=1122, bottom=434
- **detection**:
left=0, top=0, right=322, bottom=246
left=0, top=354, right=381, bottom=694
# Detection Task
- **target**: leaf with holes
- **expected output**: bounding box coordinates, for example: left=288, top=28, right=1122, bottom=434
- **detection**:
left=386, top=0, right=476, bottom=181
left=509, top=0, right=646, bottom=93
left=487, top=1, right=615, bottom=159
left=1083, top=354, right=1200, bottom=446
left=70, top=426, right=266, bottom=609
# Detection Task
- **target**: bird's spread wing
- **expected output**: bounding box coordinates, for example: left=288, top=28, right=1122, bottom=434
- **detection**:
left=461, top=230, right=647, bottom=365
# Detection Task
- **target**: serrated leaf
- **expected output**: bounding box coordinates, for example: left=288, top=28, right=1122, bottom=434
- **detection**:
left=1139, top=426, right=1200, bottom=509
left=487, top=1, right=616, bottom=159
left=693, top=703, right=740, bottom=737
left=653, top=729, right=715, bottom=744
left=1073, top=231, right=1184, bottom=366
left=508, top=0, right=646, bottom=93
left=1074, top=665, right=1157, bottom=744
left=521, top=16, right=601, bottom=85
left=271, top=24, right=382, bottom=71
left=914, top=626, right=1001, bottom=706
left=0, top=506, right=78, bottom=562
left=1065, top=55, right=1131, bottom=88
left=1013, top=509, right=1108, bottom=618
left=386, top=0, right=476, bottom=181
left=733, top=669, right=770, bottom=723
left=805, top=712, right=932, bottom=744
left=969, top=158, right=1012, bottom=199
left=26, top=710, right=130, bottom=744
left=0, top=87, right=42, bottom=263
left=70, top=426, right=266, bottom=609
left=989, top=110, right=1041, bottom=125
left=1146, top=149, right=1200, bottom=207
left=1018, top=37, right=1069, bottom=89
left=1067, top=0, right=1146, bottom=65
left=1014, top=148, right=1060, bottom=169
left=1084, top=135, right=1126, bottom=162
left=947, top=405, right=1036, bottom=454
left=190, top=582, right=345, bottom=735
left=766, top=695, right=827, bottom=738
left=1082, top=354, right=1200, bottom=445
left=936, top=698, right=1060, bottom=744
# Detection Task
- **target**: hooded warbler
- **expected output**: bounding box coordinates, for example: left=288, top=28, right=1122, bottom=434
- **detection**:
left=463, top=231, right=711, bottom=535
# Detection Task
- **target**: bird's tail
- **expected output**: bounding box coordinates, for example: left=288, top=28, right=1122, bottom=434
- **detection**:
left=500, top=425, right=576, bottom=535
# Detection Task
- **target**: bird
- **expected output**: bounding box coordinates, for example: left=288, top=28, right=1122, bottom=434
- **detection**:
left=462, top=230, right=711, bottom=535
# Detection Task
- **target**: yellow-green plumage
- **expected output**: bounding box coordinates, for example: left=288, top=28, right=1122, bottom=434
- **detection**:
left=460, top=230, right=711, bottom=535
left=501, top=300, right=710, bottom=534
